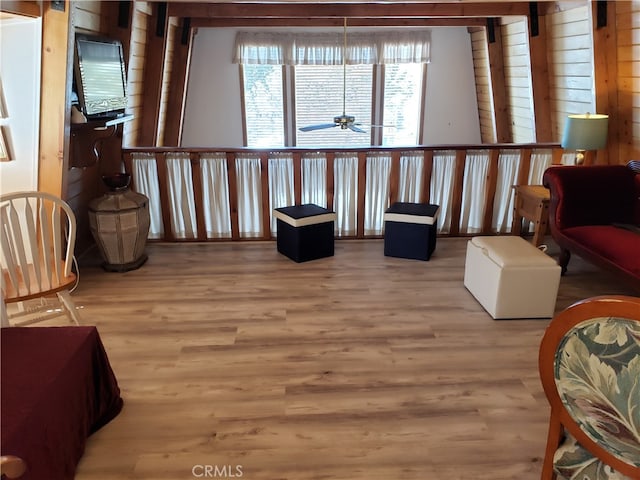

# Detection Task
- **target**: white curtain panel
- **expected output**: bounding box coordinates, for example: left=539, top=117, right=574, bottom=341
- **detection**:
left=526, top=149, right=554, bottom=232
left=166, top=153, right=197, bottom=239
left=430, top=151, right=456, bottom=234
left=492, top=151, right=521, bottom=233
left=301, top=153, right=327, bottom=208
left=364, top=153, right=392, bottom=235
left=528, top=150, right=553, bottom=184
left=459, top=150, right=489, bottom=234
left=234, top=30, right=431, bottom=65
left=201, top=153, right=232, bottom=238
left=235, top=154, right=263, bottom=238
left=333, top=153, right=358, bottom=236
left=561, top=152, right=577, bottom=165
left=130, top=152, right=164, bottom=239
left=268, top=153, right=295, bottom=235
left=398, top=151, right=424, bottom=203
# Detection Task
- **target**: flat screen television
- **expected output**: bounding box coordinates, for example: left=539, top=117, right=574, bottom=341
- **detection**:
left=74, top=34, right=128, bottom=119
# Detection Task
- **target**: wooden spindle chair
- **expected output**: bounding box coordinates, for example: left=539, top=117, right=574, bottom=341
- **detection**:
left=0, top=191, right=81, bottom=326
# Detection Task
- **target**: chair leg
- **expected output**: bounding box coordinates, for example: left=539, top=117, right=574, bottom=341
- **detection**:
left=558, top=249, right=571, bottom=276
left=57, top=290, right=81, bottom=325
left=0, top=296, right=9, bottom=327
left=541, top=414, right=562, bottom=480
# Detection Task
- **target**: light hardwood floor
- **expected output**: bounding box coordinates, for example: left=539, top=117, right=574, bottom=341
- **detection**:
left=59, top=237, right=637, bottom=480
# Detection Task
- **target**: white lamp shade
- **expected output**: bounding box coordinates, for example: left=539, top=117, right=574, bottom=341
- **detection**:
left=561, top=114, right=609, bottom=150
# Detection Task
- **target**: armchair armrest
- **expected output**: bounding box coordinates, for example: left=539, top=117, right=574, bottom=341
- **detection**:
left=543, top=165, right=638, bottom=230
left=0, top=455, right=26, bottom=478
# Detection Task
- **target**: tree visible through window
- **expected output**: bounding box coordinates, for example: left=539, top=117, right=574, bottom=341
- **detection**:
left=382, top=63, right=423, bottom=146
left=242, top=65, right=284, bottom=147
left=237, top=31, right=430, bottom=148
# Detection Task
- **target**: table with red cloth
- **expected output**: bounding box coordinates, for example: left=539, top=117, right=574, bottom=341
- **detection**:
left=1, top=326, right=123, bottom=480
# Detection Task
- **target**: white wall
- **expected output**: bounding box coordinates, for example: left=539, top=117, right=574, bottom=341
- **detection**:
left=182, top=26, right=481, bottom=147
left=423, top=27, right=481, bottom=144
left=182, top=28, right=244, bottom=147
left=0, top=17, right=42, bottom=194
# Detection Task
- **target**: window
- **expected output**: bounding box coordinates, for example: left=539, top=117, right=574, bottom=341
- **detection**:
left=382, top=63, right=423, bottom=146
left=242, top=65, right=284, bottom=147
left=295, top=64, right=373, bottom=147
left=236, top=29, right=430, bottom=148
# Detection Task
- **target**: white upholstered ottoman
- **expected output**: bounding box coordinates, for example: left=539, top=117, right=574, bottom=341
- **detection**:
left=464, top=236, right=561, bottom=319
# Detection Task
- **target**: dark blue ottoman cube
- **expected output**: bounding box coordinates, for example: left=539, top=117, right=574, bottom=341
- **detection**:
left=274, top=204, right=336, bottom=262
left=384, top=202, right=440, bottom=261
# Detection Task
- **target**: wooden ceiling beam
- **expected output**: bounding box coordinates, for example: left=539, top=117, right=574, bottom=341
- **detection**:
left=168, top=2, right=530, bottom=19
left=191, top=16, right=488, bottom=27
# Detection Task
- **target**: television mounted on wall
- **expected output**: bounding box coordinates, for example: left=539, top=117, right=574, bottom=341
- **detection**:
left=73, top=34, right=128, bottom=120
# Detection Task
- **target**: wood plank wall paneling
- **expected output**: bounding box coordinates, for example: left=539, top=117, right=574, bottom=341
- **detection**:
left=162, top=19, right=192, bottom=146
left=68, top=1, right=129, bottom=255
left=546, top=5, right=594, bottom=142
left=528, top=14, right=553, bottom=142
left=592, top=1, right=618, bottom=165
left=138, top=3, right=168, bottom=146
left=501, top=19, right=535, bottom=143
left=0, top=1, right=41, bottom=17
left=156, top=17, right=179, bottom=146
left=486, top=20, right=510, bottom=143
left=617, top=0, right=640, bottom=162
left=73, top=1, right=102, bottom=33
left=123, top=3, right=150, bottom=147
left=68, top=1, right=98, bottom=254
left=469, top=28, right=496, bottom=143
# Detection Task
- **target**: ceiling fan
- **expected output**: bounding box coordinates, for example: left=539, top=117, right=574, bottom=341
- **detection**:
left=299, top=18, right=367, bottom=134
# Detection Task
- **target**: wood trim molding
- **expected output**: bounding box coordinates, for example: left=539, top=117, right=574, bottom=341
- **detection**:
left=38, top=1, right=71, bottom=199
left=1, top=1, right=41, bottom=17
left=169, top=2, right=531, bottom=20
left=487, top=23, right=511, bottom=143
left=592, top=0, right=619, bottom=165
left=528, top=14, right=553, bottom=142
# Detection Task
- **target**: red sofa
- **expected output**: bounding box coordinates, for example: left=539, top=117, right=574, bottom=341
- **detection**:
left=542, top=164, right=640, bottom=289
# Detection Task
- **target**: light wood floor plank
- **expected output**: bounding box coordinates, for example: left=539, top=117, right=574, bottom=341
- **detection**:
left=48, top=237, right=636, bottom=479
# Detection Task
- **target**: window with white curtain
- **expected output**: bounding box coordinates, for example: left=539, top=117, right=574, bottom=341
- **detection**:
left=236, top=29, right=430, bottom=148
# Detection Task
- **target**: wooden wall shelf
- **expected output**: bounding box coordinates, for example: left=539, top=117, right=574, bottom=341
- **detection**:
left=70, top=114, right=133, bottom=168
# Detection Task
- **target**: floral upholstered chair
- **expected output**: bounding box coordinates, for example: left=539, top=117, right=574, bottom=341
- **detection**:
left=539, top=295, right=640, bottom=480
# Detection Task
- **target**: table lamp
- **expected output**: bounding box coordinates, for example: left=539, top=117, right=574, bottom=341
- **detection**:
left=561, top=113, right=609, bottom=165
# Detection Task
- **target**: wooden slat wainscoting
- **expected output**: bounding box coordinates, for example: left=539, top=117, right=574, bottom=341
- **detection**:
left=123, top=143, right=564, bottom=242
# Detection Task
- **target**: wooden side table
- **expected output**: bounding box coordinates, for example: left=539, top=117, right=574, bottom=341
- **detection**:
left=512, top=185, right=550, bottom=247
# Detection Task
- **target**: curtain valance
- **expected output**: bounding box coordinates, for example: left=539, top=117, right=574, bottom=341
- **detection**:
left=233, top=30, right=431, bottom=65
